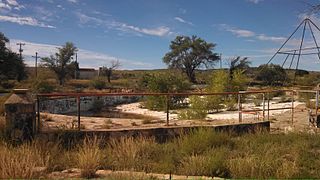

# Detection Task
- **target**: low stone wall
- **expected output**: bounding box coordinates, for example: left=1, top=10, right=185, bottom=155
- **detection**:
left=39, top=121, right=270, bottom=145
left=39, top=96, right=140, bottom=114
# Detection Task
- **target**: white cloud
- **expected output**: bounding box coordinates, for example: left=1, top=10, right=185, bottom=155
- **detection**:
left=75, top=12, right=172, bottom=37
left=220, top=24, right=255, bottom=37
left=7, top=39, right=154, bottom=69
left=6, top=0, right=18, bottom=6
left=247, top=0, right=263, bottom=4
left=1, top=0, right=24, bottom=10
left=256, top=34, right=286, bottom=43
left=0, top=2, right=11, bottom=10
left=67, top=0, right=78, bottom=3
left=0, top=15, right=55, bottom=28
left=174, top=16, right=193, bottom=26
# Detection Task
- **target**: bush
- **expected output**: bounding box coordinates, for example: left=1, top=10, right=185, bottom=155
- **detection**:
left=90, top=99, right=104, bottom=112
left=91, top=77, right=107, bottom=90
left=178, top=96, right=207, bottom=120
left=255, top=64, right=288, bottom=86
left=32, top=78, right=56, bottom=93
left=140, top=73, right=190, bottom=110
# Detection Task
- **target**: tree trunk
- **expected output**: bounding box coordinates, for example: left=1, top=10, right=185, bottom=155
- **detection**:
left=186, top=69, right=196, bottom=83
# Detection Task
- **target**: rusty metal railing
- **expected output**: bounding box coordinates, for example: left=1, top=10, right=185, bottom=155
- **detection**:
left=36, top=89, right=298, bottom=132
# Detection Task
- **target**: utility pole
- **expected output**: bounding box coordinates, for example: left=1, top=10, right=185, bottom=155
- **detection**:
left=32, top=52, right=41, bottom=77
left=16, top=42, right=25, bottom=60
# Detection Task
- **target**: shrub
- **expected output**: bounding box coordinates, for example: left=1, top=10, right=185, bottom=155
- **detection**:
left=32, top=78, right=56, bottom=93
left=255, top=64, right=288, bottom=86
left=91, top=77, right=107, bottom=90
left=140, top=73, right=190, bottom=110
left=206, top=70, right=229, bottom=112
left=178, top=96, right=207, bottom=120
left=90, top=98, right=104, bottom=112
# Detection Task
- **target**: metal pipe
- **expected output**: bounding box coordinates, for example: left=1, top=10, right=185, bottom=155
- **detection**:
left=294, top=20, right=307, bottom=81
left=37, top=89, right=295, bottom=97
left=77, top=96, right=81, bottom=131
left=291, top=90, right=294, bottom=125
left=166, top=95, right=170, bottom=126
left=267, top=92, right=270, bottom=121
left=37, top=97, right=40, bottom=133
left=262, top=93, right=265, bottom=121
left=266, top=19, right=306, bottom=65
left=238, top=93, right=242, bottom=123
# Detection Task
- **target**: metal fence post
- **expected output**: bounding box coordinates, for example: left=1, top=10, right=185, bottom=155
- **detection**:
left=267, top=92, right=270, bottom=121
left=77, top=96, right=81, bottom=131
left=166, top=95, right=170, bottom=126
left=291, top=90, right=295, bottom=125
left=238, top=93, right=242, bottom=123
left=262, top=93, right=265, bottom=121
left=316, top=90, right=319, bottom=118
left=37, top=96, right=40, bottom=132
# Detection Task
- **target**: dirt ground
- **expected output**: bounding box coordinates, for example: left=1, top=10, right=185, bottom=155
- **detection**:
left=40, top=101, right=317, bottom=133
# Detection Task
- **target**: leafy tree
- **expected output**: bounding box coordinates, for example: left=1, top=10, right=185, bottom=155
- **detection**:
left=255, top=64, right=288, bottom=86
left=163, top=35, right=220, bottom=83
left=41, top=42, right=77, bottom=85
left=99, top=60, right=121, bottom=83
left=229, top=56, right=250, bottom=79
left=0, top=32, right=27, bottom=82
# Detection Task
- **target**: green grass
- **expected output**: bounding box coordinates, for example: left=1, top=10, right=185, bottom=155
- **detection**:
left=2, top=129, right=320, bottom=178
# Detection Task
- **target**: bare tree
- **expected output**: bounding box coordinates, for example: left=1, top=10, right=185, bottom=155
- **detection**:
left=100, top=60, right=121, bottom=83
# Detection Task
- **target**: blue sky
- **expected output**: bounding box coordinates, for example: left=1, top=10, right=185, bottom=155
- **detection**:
left=1, top=0, right=320, bottom=70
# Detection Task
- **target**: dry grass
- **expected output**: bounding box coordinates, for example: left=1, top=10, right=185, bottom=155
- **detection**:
left=76, top=137, right=102, bottom=178
left=103, top=136, right=158, bottom=171
left=0, top=142, right=48, bottom=179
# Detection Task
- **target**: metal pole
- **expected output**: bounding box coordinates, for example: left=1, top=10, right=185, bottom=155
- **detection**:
left=267, top=92, right=270, bottom=121
left=291, top=90, right=294, bottom=125
left=262, top=93, right=265, bottom=121
left=238, top=93, right=242, bottom=123
left=316, top=90, right=319, bottom=118
left=37, top=96, right=40, bottom=132
left=77, top=96, right=81, bottom=131
left=166, top=95, right=169, bottom=126
left=266, top=19, right=305, bottom=65
left=294, top=20, right=307, bottom=81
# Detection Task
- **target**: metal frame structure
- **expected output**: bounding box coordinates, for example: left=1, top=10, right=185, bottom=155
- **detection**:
left=266, top=18, right=320, bottom=80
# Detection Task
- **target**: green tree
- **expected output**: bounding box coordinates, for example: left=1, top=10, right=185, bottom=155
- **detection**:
left=255, top=64, right=288, bottom=86
left=163, top=35, right=220, bottom=83
left=41, top=42, right=77, bottom=85
left=0, top=32, right=27, bottom=82
left=229, top=56, right=250, bottom=79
